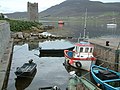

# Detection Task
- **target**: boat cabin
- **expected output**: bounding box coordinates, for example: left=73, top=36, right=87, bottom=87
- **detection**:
left=74, top=41, right=94, bottom=54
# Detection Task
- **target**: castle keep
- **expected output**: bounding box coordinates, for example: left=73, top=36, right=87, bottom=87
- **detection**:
left=27, top=2, right=38, bottom=22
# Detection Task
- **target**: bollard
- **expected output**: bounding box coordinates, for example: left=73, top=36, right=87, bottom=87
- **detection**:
left=106, top=41, right=109, bottom=46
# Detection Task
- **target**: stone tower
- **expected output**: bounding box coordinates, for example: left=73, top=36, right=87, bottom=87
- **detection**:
left=27, top=2, right=38, bottom=22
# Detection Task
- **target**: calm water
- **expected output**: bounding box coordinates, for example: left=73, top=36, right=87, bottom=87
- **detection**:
left=7, top=21, right=120, bottom=90
left=7, top=40, right=88, bottom=90
left=42, top=20, right=120, bottom=39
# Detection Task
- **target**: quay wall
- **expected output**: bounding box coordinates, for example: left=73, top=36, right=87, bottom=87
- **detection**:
left=0, top=21, right=10, bottom=61
left=91, top=42, right=120, bottom=71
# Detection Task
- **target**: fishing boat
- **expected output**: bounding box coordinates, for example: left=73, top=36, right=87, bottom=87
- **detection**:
left=58, top=20, right=64, bottom=24
left=39, top=46, right=74, bottom=57
left=64, top=40, right=96, bottom=70
left=15, top=59, right=37, bottom=77
left=67, top=71, right=101, bottom=90
left=107, top=12, right=117, bottom=29
left=39, top=40, right=74, bottom=57
left=90, top=64, right=120, bottom=90
left=64, top=9, right=96, bottom=71
left=107, top=23, right=117, bottom=28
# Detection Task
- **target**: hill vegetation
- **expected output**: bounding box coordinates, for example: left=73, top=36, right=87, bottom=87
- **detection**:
left=39, top=0, right=120, bottom=17
left=0, top=17, right=42, bottom=32
left=8, top=20, right=42, bottom=32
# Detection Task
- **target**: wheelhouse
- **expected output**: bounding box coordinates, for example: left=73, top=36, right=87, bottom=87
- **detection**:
left=74, top=41, right=94, bottom=53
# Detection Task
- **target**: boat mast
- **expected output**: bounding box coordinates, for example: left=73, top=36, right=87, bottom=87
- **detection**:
left=83, top=8, right=87, bottom=39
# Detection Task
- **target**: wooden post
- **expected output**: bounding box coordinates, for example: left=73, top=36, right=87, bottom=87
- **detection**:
left=114, top=50, right=120, bottom=71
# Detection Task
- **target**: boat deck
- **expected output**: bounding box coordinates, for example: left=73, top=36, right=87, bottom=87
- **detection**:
left=21, top=63, right=36, bottom=72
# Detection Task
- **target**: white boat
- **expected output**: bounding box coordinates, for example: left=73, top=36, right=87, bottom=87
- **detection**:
left=107, top=23, right=117, bottom=28
left=64, top=9, right=96, bottom=71
left=64, top=40, right=96, bottom=71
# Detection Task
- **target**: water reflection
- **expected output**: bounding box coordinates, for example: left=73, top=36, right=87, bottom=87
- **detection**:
left=63, top=63, right=87, bottom=77
left=58, top=23, right=64, bottom=29
left=63, top=63, right=92, bottom=90
left=42, top=20, right=120, bottom=38
left=15, top=69, right=37, bottom=90
left=8, top=40, right=72, bottom=90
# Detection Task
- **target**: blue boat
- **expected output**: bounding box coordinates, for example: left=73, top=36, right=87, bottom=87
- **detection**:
left=90, top=64, right=120, bottom=90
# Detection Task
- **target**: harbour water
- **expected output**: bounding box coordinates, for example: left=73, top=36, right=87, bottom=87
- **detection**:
left=7, top=21, right=120, bottom=90
left=7, top=40, right=88, bottom=90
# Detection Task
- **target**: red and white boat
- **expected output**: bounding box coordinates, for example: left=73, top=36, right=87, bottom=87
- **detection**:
left=64, top=9, right=96, bottom=71
left=64, top=40, right=96, bottom=71
left=58, top=20, right=64, bottom=24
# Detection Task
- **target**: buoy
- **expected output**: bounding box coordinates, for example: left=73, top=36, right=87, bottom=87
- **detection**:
left=97, top=83, right=100, bottom=87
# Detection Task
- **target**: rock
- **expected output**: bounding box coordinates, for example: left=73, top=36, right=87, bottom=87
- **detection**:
left=23, top=33, right=30, bottom=39
left=15, top=32, right=24, bottom=39
left=31, top=26, right=45, bottom=33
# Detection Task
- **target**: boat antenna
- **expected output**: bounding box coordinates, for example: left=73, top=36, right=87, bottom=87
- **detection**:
left=83, top=8, right=87, bottom=39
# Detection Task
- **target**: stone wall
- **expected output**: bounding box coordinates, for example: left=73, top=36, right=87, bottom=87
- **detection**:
left=92, top=42, right=120, bottom=71
left=0, top=21, right=10, bottom=61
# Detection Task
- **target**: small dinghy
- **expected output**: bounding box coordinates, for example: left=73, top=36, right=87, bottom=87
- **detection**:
left=15, top=59, right=37, bottom=77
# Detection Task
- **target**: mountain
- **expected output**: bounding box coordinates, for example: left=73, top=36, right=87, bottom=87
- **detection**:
left=39, top=0, right=120, bottom=17
left=5, top=12, right=27, bottom=19
left=5, top=0, right=120, bottom=19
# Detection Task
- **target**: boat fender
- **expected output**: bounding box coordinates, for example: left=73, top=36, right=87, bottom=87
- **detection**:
left=52, top=86, right=61, bottom=90
left=97, top=83, right=100, bottom=87
left=75, top=62, right=82, bottom=68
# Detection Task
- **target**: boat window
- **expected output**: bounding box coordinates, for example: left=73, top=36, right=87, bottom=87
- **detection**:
left=80, top=47, right=83, bottom=52
left=90, top=48, right=93, bottom=53
left=76, top=46, right=79, bottom=52
left=85, top=48, right=89, bottom=52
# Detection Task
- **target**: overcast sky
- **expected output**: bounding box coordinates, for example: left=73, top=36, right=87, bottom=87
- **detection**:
left=0, top=0, right=120, bottom=13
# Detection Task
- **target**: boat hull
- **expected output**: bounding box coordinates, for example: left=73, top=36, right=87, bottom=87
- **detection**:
left=64, top=50, right=96, bottom=71
left=65, top=57, right=95, bottom=71
left=39, top=47, right=74, bottom=57
left=91, top=65, right=120, bottom=90
left=67, top=71, right=101, bottom=90
left=15, top=62, right=37, bottom=77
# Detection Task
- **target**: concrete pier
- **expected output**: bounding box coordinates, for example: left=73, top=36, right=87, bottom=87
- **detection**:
left=89, top=37, right=120, bottom=71
left=0, top=21, right=13, bottom=90
left=0, top=39, right=13, bottom=90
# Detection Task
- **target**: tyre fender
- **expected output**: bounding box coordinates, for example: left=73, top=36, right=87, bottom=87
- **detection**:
left=75, top=62, right=82, bottom=68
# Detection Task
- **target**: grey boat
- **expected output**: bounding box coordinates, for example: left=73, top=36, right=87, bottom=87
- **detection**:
left=15, top=59, right=37, bottom=77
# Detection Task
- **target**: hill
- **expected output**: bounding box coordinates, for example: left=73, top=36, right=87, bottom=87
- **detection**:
left=5, top=0, right=120, bottom=19
left=39, top=0, right=120, bottom=17
left=5, top=12, right=27, bottom=19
